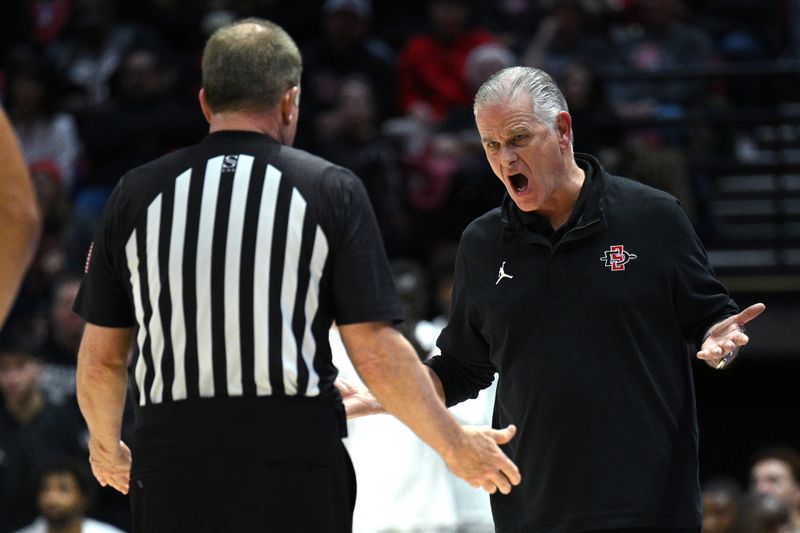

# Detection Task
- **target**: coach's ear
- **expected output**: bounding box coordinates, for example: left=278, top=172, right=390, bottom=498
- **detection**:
left=198, top=88, right=213, bottom=124
left=280, top=86, right=300, bottom=126
left=555, top=111, right=573, bottom=153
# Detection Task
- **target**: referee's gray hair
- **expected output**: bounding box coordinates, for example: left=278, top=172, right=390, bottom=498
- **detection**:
left=202, top=17, right=302, bottom=113
left=473, top=66, right=569, bottom=131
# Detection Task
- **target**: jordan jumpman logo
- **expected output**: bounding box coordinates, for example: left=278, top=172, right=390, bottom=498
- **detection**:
left=496, top=261, right=514, bottom=285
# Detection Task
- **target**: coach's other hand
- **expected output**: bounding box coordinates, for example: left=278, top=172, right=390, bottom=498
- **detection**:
left=445, top=424, right=521, bottom=495
left=335, top=377, right=384, bottom=418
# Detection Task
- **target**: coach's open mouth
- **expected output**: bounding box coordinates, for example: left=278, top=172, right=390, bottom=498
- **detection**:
left=509, top=173, right=529, bottom=193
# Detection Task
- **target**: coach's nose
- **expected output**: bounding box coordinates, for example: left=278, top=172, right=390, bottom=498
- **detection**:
left=500, top=145, right=517, bottom=168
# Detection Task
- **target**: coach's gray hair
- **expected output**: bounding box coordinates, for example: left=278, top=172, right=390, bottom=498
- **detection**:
left=473, top=66, right=568, bottom=131
left=202, top=17, right=302, bottom=113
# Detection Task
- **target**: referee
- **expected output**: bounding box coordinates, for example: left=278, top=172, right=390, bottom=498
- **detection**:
left=73, top=18, right=520, bottom=533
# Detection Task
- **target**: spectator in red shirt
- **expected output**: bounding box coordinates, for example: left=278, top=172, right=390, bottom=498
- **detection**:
left=396, top=0, right=495, bottom=124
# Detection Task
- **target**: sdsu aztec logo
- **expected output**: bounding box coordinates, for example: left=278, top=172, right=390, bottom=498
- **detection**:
left=600, top=245, right=637, bottom=271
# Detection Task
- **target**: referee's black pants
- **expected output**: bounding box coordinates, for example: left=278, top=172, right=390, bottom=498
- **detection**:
left=129, top=396, right=356, bottom=533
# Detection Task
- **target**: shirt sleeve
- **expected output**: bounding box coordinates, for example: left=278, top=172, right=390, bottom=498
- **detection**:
left=73, top=180, right=137, bottom=327
left=326, top=170, right=403, bottom=325
left=669, top=200, right=739, bottom=346
left=424, top=238, right=495, bottom=407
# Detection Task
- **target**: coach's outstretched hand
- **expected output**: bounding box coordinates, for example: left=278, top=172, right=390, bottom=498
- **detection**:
left=445, top=424, right=521, bottom=495
left=88, top=438, right=132, bottom=495
left=697, top=302, right=766, bottom=369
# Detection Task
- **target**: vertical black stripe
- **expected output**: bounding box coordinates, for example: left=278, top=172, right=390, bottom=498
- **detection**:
left=182, top=165, right=205, bottom=400
left=157, top=185, right=175, bottom=402
left=136, top=221, right=155, bottom=406
left=239, top=160, right=267, bottom=396
left=293, top=212, right=316, bottom=395
left=312, top=276, right=336, bottom=396
left=211, top=162, right=234, bottom=396
left=126, top=255, right=145, bottom=407
left=267, top=181, right=293, bottom=395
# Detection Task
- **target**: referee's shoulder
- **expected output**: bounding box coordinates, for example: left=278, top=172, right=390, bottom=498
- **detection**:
left=121, top=144, right=197, bottom=185
left=114, top=142, right=362, bottom=202
left=277, top=145, right=363, bottom=192
left=279, top=145, right=357, bottom=179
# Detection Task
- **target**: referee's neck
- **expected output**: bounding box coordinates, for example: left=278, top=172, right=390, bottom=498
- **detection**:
left=207, top=111, right=282, bottom=142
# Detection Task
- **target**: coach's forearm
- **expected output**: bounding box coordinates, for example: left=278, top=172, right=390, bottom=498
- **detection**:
left=77, top=325, right=133, bottom=449
left=339, top=322, right=465, bottom=458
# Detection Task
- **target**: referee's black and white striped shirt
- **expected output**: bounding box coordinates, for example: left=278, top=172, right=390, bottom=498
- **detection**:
left=75, top=131, right=402, bottom=411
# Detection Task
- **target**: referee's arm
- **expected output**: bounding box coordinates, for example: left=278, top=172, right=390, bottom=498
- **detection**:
left=339, top=321, right=521, bottom=495
left=76, top=323, right=134, bottom=494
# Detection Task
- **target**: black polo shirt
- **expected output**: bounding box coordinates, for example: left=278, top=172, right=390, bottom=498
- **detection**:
left=427, top=154, right=738, bottom=532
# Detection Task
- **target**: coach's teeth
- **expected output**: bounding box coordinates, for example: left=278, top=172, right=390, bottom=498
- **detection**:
left=510, top=173, right=528, bottom=192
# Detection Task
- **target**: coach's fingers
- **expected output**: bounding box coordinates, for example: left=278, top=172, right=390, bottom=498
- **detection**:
left=498, top=454, right=521, bottom=487
left=734, top=303, right=766, bottom=326
left=478, top=426, right=521, bottom=487
left=730, top=331, right=749, bottom=347
left=697, top=329, right=749, bottom=363
left=334, top=377, right=357, bottom=395
left=488, top=469, right=514, bottom=495
left=709, top=303, right=765, bottom=334
left=696, top=345, right=723, bottom=360
left=481, top=479, right=497, bottom=494
left=491, top=424, right=517, bottom=445
left=487, top=426, right=521, bottom=487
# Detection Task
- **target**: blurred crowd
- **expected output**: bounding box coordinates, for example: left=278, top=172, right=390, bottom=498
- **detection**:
left=702, top=447, right=800, bottom=533
left=1, top=0, right=799, bottom=531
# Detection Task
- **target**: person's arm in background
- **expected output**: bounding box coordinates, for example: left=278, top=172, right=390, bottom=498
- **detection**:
left=0, top=107, right=42, bottom=326
left=339, top=321, right=520, bottom=495
left=76, top=323, right=134, bottom=495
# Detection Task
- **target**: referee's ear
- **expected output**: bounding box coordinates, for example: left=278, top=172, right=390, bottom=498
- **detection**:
left=198, top=89, right=213, bottom=124
left=280, top=86, right=300, bottom=126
